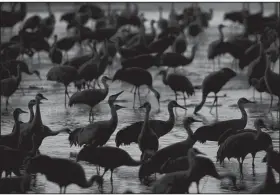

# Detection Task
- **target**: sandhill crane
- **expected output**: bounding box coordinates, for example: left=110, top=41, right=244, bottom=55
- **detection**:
left=138, top=102, right=159, bottom=161
left=1, top=65, right=21, bottom=111
left=77, top=146, right=141, bottom=185
left=56, top=35, right=78, bottom=60
left=46, top=65, right=78, bottom=107
left=112, top=68, right=160, bottom=109
left=115, top=101, right=187, bottom=147
left=251, top=164, right=278, bottom=193
left=49, top=35, right=63, bottom=65
left=158, top=70, right=194, bottom=106
left=173, top=31, right=187, bottom=54
left=148, top=35, right=176, bottom=55
left=152, top=148, right=237, bottom=193
left=0, top=145, right=36, bottom=179
left=194, top=68, right=236, bottom=114
left=264, top=52, right=280, bottom=112
left=217, top=118, right=272, bottom=178
left=26, top=154, right=103, bottom=193
left=18, top=93, right=47, bottom=151
left=159, top=148, right=205, bottom=174
left=38, top=2, right=55, bottom=39
left=157, top=6, right=168, bottom=31
left=262, top=146, right=280, bottom=174
left=0, top=173, right=31, bottom=193
left=68, top=76, right=111, bottom=122
left=138, top=117, right=201, bottom=180
left=22, top=15, right=41, bottom=32
left=193, top=98, right=254, bottom=143
left=0, top=108, right=27, bottom=149
left=68, top=91, right=124, bottom=147
left=0, top=60, right=41, bottom=80
left=207, top=24, right=227, bottom=70
left=160, top=44, right=197, bottom=71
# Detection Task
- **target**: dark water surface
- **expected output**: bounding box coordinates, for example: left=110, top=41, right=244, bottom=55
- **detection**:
left=1, top=3, right=280, bottom=193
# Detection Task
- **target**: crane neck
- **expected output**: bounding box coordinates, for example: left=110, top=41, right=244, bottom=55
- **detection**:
left=166, top=105, right=175, bottom=127
left=265, top=165, right=276, bottom=185
left=16, top=68, right=22, bottom=86
left=28, top=105, right=35, bottom=123
left=159, top=8, right=163, bottom=19
left=254, top=121, right=263, bottom=140
left=31, top=99, right=43, bottom=132
left=188, top=46, right=197, bottom=62
left=102, top=79, right=109, bottom=94
left=237, top=102, right=247, bottom=126
left=108, top=102, right=119, bottom=132
left=184, top=123, right=194, bottom=139
left=160, top=72, right=168, bottom=86
left=218, top=27, right=224, bottom=42
left=13, top=112, right=21, bottom=136
left=150, top=22, right=156, bottom=37
left=142, top=107, right=151, bottom=132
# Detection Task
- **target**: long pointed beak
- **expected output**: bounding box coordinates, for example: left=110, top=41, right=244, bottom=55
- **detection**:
left=41, top=95, right=48, bottom=100
left=21, top=110, right=28, bottom=114
left=193, top=119, right=203, bottom=123
left=247, top=100, right=256, bottom=104
left=176, top=103, right=187, bottom=110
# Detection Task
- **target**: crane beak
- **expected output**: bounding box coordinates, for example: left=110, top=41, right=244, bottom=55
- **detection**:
left=176, top=103, right=187, bottom=110
left=110, top=91, right=124, bottom=102
left=193, top=119, right=203, bottom=123
left=139, top=104, right=145, bottom=109
left=20, top=110, right=28, bottom=114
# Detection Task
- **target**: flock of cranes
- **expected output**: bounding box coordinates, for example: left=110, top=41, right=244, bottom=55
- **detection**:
left=0, top=2, right=280, bottom=194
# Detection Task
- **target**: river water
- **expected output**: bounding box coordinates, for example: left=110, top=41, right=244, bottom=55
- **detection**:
left=1, top=2, right=279, bottom=193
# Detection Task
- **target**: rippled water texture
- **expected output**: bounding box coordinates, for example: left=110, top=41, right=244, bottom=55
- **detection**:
left=1, top=2, right=280, bottom=194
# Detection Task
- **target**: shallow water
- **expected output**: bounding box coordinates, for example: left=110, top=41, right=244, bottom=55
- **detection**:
left=1, top=3, right=280, bottom=193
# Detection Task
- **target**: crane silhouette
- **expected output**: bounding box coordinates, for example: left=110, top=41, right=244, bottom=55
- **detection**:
left=68, top=76, right=111, bottom=122
left=152, top=148, right=237, bottom=193
left=56, top=35, right=78, bottom=60
left=68, top=91, right=124, bottom=147
left=1, top=65, right=21, bottom=111
left=160, top=44, right=197, bottom=71
left=138, top=102, right=159, bottom=162
left=262, top=146, right=280, bottom=174
left=0, top=108, right=27, bottom=148
left=158, top=70, right=194, bottom=106
left=207, top=24, right=227, bottom=70
left=159, top=148, right=205, bottom=174
left=138, top=117, right=201, bottom=180
left=77, top=146, right=141, bottom=188
left=26, top=154, right=103, bottom=193
left=46, top=65, right=78, bottom=107
left=112, top=67, right=160, bottom=109
left=194, top=68, right=236, bottom=114
left=193, top=98, right=254, bottom=143
left=38, top=2, right=55, bottom=39
left=115, top=100, right=187, bottom=147
left=49, top=35, right=63, bottom=65
left=217, top=118, right=272, bottom=178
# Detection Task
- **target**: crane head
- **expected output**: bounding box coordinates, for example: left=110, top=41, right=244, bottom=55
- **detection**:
left=101, top=76, right=111, bottom=83
left=139, top=102, right=151, bottom=110
left=169, top=100, right=187, bottom=110
left=192, top=148, right=205, bottom=156
left=108, top=91, right=124, bottom=103
left=156, top=70, right=167, bottom=77
left=28, top=99, right=40, bottom=108
left=255, top=118, right=267, bottom=130
left=114, top=104, right=126, bottom=111
left=238, top=97, right=255, bottom=105
left=183, top=117, right=202, bottom=126
left=36, top=93, right=48, bottom=101
left=218, top=24, right=227, bottom=29
left=13, top=108, right=28, bottom=118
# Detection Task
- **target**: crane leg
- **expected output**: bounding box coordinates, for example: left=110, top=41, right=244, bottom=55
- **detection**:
left=260, top=93, right=262, bottom=103
left=5, top=97, right=9, bottom=111
left=102, top=168, right=108, bottom=177
left=174, top=91, right=177, bottom=102
left=130, top=86, right=134, bottom=93
left=209, top=96, right=217, bottom=114
left=37, top=52, right=41, bottom=64
left=64, top=89, right=67, bottom=107
left=212, top=60, right=215, bottom=71
left=251, top=153, right=256, bottom=168
left=183, top=92, right=186, bottom=107
left=133, top=87, right=137, bottom=108
left=63, top=187, right=66, bottom=194
left=137, top=87, right=141, bottom=105
left=110, top=169, right=113, bottom=183
left=196, top=181, right=200, bottom=193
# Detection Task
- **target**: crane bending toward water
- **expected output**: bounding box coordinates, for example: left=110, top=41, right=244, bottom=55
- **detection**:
left=68, top=76, right=111, bottom=122
left=194, top=68, right=237, bottom=114
left=159, top=148, right=205, bottom=174
left=68, top=91, right=124, bottom=147
left=217, top=119, right=272, bottom=178
left=1, top=65, right=21, bottom=111
left=157, top=70, right=194, bottom=106
left=115, top=101, right=187, bottom=147
left=152, top=148, right=237, bottom=193
left=77, top=146, right=141, bottom=186
left=26, top=155, right=103, bottom=193
left=262, top=146, right=280, bottom=174
left=193, top=98, right=254, bottom=143
left=138, top=102, right=159, bottom=162
left=138, top=117, right=201, bottom=180
left=112, top=68, right=160, bottom=109
left=46, top=65, right=78, bottom=107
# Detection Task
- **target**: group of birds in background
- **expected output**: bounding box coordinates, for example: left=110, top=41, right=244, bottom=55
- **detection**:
left=0, top=2, right=280, bottom=194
